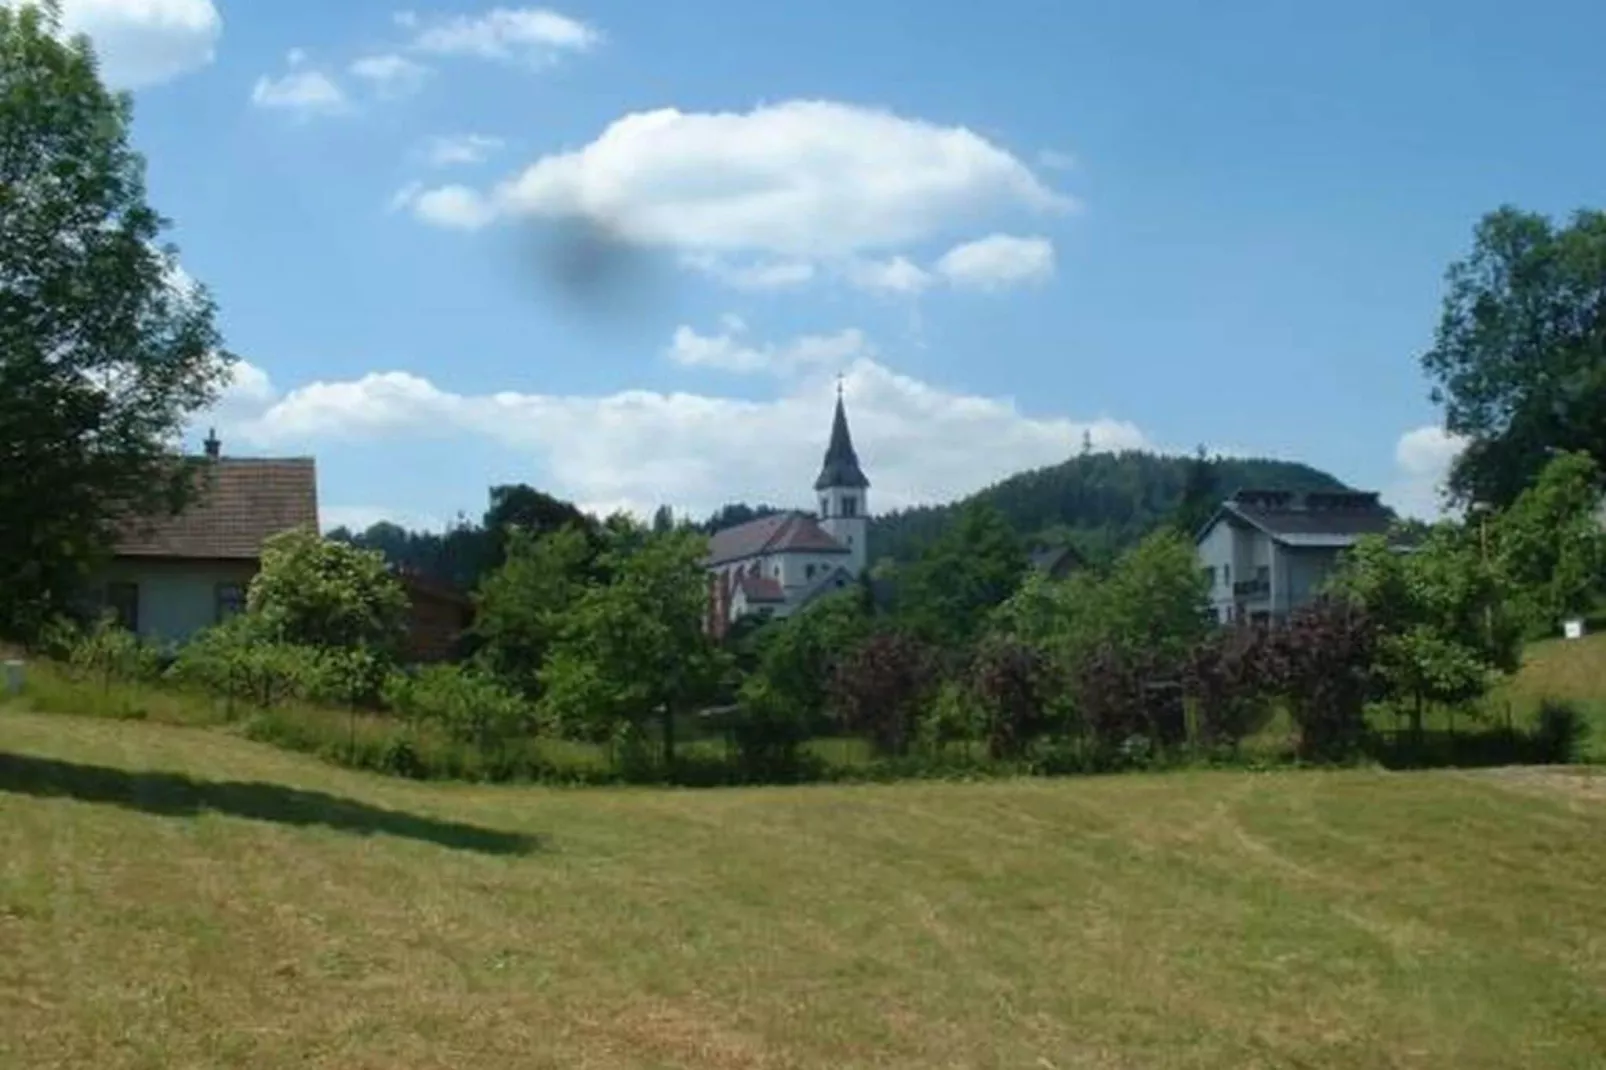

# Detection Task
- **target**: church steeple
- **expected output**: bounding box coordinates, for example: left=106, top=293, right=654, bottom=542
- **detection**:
left=814, top=386, right=870, bottom=492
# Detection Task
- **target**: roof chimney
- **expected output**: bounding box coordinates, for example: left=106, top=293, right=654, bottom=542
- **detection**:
left=203, top=428, right=221, bottom=459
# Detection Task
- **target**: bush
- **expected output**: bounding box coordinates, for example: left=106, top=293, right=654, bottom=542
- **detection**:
left=1266, top=599, right=1377, bottom=760
left=384, top=663, right=530, bottom=753
left=828, top=631, right=938, bottom=757
left=1534, top=699, right=1591, bottom=765
left=168, top=618, right=328, bottom=711
left=968, top=636, right=1054, bottom=759
left=1184, top=625, right=1276, bottom=748
left=67, top=615, right=162, bottom=688
left=919, top=679, right=981, bottom=753
left=727, top=680, right=815, bottom=781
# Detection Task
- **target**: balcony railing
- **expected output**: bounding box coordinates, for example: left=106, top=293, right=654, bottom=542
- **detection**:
left=1233, top=578, right=1270, bottom=599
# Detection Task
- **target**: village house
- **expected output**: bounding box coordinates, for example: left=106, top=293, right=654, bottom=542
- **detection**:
left=1195, top=488, right=1397, bottom=625
left=95, top=431, right=319, bottom=645
left=705, top=390, right=871, bottom=637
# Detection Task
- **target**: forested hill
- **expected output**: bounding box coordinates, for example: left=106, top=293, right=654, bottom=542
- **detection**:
left=867, top=450, right=1349, bottom=567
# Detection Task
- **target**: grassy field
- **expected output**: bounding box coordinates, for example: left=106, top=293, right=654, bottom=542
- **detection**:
left=3, top=712, right=1605, bottom=1068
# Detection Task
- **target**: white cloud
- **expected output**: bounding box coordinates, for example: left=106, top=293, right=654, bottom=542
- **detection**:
left=404, top=100, right=1074, bottom=263
left=845, top=255, right=933, bottom=296
left=1387, top=424, right=1468, bottom=519
left=6, top=0, right=223, bottom=89
left=666, top=321, right=871, bottom=375
left=425, top=133, right=506, bottom=167
left=349, top=53, right=430, bottom=97
left=204, top=332, right=1148, bottom=518
left=250, top=50, right=347, bottom=115
left=935, top=234, right=1056, bottom=290
left=401, top=6, right=601, bottom=66
left=680, top=253, right=816, bottom=291
left=389, top=183, right=496, bottom=229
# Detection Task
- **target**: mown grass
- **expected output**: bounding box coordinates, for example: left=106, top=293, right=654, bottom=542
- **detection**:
left=1491, top=630, right=1606, bottom=758
left=3, top=711, right=1605, bottom=1069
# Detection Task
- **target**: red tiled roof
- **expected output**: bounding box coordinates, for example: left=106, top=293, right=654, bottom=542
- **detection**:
left=737, top=574, right=786, bottom=603
left=114, top=457, right=319, bottom=560
left=706, top=511, right=849, bottom=566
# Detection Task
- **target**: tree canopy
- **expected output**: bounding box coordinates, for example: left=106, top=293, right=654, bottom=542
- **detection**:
left=1422, top=205, right=1606, bottom=509
left=0, top=1, right=231, bottom=637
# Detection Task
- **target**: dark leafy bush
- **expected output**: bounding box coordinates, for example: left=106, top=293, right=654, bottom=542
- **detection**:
left=828, top=630, right=938, bottom=756
left=968, top=636, right=1054, bottom=759
left=1184, top=625, right=1276, bottom=747
left=727, top=681, right=816, bottom=781
left=1534, top=699, right=1590, bottom=765
left=1073, top=643, right=1184, bottom=757
left=1265, top=599, right=1378, bottom=760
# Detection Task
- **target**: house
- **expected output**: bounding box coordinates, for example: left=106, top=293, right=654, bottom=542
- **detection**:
left=94, top=432, right=319, bottom=645
left=705, top=388, right=870, bottom=637
left=396, top=570, right=474, bottom=663
left=1195, top=488, right=1395, bottom=625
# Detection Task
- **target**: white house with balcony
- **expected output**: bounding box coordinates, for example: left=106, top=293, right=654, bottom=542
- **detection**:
left=1195, top=489, right=1397, bottom=625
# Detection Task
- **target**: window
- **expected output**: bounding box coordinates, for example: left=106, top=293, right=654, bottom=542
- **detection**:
left=841, top=496, right=857, bottom=518
left=1202, top=566, right=1216, bottom=588
left=215, top=582, right=245, bottom=623
left=105, top=581, right=139, bottom=633
left=1256, top=565, right=1270, bottom=583
left=805, top=564, right=817, bottom=580
left=819, top=497, right=829, bottom=518
left=1224, top=564, right=1231, bottom=583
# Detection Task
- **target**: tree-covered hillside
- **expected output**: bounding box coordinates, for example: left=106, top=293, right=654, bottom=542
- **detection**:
left=866, top=450, right=1349, bottom=568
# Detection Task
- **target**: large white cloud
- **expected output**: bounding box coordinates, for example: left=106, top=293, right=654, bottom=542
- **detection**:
left=207, top=329, right=1147, bottom=521
left=1386, top=424, right=1468, bottom=519
left=5, top=0, right=221, bottom=89
left=402, top=100, right=1073, bottom=262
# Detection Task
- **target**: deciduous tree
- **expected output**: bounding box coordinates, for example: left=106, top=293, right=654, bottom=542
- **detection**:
left=0, top=1, right=232, bottom=637
left=1421, top=206, right=1606, bottom=509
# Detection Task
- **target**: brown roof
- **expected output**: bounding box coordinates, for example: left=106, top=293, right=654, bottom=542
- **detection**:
left=737, top=574, right=786, bottom=603
left=706, top=511, right=850, bottom=566
left=114, top=457, right=319, bottom=560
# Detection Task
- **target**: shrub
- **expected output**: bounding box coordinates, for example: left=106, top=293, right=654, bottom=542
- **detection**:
left=1073, top=643, right=1183, bottom=757
left=726, top=680, right=815, bottom=781
left=968, top=636, right=1053, bottom=759
left=384, top=663, right=529, bottom=753
left=828, top=630, right=938, bottom=757
left=919, top=679, right=981, bottom=753
left=1533, top=699, right=1591, bottom=765
left=1184, top=625, right=1276, bottom=748
left=1265, top=599, right=1377, bottom=760
left=67, top=615, right=161, bottom=688
left=168, top=617, right=330, bottom=711
left=249, top=528, right=408, bottom=654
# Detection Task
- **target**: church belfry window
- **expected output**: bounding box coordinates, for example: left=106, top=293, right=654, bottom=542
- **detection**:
left=819, top=497, right=829, bottom=518
left=842, top=495, right=857, bottom=518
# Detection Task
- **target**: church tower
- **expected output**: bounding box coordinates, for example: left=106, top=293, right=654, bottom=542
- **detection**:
left=814, top=384, right=870, bottom=576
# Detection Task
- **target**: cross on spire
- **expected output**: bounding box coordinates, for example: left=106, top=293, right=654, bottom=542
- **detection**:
left=835, top=372, right=844, bottom=398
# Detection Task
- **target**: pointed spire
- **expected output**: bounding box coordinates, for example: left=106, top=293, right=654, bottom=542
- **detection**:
left=814, top=390, right=870, bottom=491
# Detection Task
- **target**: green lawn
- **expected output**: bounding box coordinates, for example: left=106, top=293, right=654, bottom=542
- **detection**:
left=2, top=712, right=1604, bottom=1068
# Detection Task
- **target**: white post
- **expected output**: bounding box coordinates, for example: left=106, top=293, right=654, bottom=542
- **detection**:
left=2, top=660, right=24, bottom=698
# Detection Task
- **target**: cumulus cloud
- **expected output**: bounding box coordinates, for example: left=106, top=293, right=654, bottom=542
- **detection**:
left=935, top=234, right=1056, bottom=290
left=666, top=319, right=871, bottom=375
left=204, top=331, right=1148, bottom=519
left=349, top=52, right=430, bottom=97
left=397, top=6, right=601, bottom=66
left=7, top=0, right=223, bottom=89
left=425, top=133, right=506, bottom=167
left=1387, top=424, right=1468, bottom=519
left=402, top=100, right=1074, bottom=265
left=389, top=183, right=496, bottom=228
left=250, top=49, right=348, bottom=115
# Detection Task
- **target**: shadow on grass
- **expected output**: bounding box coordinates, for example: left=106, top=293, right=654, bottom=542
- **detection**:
left=0, top=751, right=539, bottom=856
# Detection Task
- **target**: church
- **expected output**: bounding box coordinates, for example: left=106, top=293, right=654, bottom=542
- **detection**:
left=704, top=389, right=871, bottom=637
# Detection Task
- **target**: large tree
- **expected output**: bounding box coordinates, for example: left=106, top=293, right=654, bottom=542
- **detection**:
left=1492, top=450, right=1606, bottom=636
left=0, top=1, right=231, bottom=637
left=1422, top=205, right=1606, bottom=509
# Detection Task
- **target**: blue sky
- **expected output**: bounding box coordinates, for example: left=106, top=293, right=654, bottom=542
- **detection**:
left=41, top=0, right=1606, bottom=530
